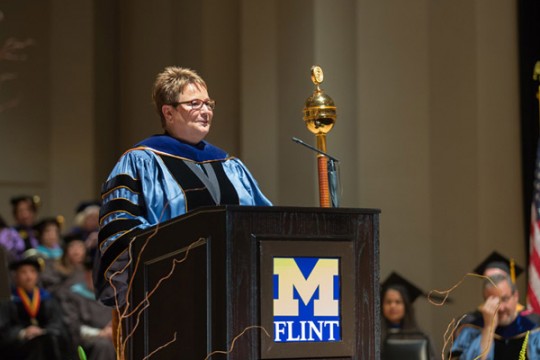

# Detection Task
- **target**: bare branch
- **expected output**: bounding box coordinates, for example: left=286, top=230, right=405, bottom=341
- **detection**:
left=0, top=37, right=35, bottom=61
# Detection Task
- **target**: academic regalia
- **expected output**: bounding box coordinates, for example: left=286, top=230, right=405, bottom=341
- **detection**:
left=459, top=252, right=534, bottom=328
left=10, top=195, right=40, bottom=252
left=472, top=251, right=524, bottom=282
left=12, top=225, right=38, bottom=253
left=94, top=134, right=272, bottom=306
left=57, top=282, right=115, bottom=360
left=0, top=227, right=26, bottom=262
left=450, top=313, right=540, bottom=359
left=380, top=272, right=437, bottom=360
left=0, top=287, right=71, bottom=359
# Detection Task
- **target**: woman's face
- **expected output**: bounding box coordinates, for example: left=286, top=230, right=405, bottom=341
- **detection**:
left=15, top=200, right=36, bottom=227
left=382, top=288, right=406, bottom=324
left=41, top=224, right=60, bottom=248
left=163, top=83, right=213, bottom=144
left=65, top=240, right=86, bottom=265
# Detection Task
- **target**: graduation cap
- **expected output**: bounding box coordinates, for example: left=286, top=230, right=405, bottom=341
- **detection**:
left=381, top=271, right=451, bottom=304
left=10, top=195, right=40, bottom=211
left=473, top=251, right=523, bottom=284
left=9, top=249, right=44, bottom=272
left=75, top=200, right=101, bottom=215
left=381, top=272, right=425, bottom=303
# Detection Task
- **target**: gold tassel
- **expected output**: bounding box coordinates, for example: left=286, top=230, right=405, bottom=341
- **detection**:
left=510, top=258, right=516, bottom=284
left=519, top=331, right=529, bottom=360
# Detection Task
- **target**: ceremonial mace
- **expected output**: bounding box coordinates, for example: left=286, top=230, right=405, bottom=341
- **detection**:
left=303, top=66, right=338, bottom=207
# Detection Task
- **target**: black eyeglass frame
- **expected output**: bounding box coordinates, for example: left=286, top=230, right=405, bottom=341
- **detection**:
left=170, top=99, right=216, bottom=110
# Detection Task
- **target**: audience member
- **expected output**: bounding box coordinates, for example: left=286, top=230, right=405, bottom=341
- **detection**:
left=459, top=252, right=538, bottom=328
left=34, top=217, right=64, bottom=261
left=39, top=233, right=88, bottom=295
left=450, top=273, right=540, bottom=359
left=57, top=258, right=114, bottom=360
left=10, top=195, right=40, bottom=252
left=0, top=254, right=71, bottom=359
left=380, top=272, right=435, bottom=360
left=34, top=218, right=65, bottom=292
left=70, top=201, right=100, bottom=260
left=0, top=215, right=25, bottom=262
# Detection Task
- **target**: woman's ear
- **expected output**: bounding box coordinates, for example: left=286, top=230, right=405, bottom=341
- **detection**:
left=162, top=105, right=173, bottom=122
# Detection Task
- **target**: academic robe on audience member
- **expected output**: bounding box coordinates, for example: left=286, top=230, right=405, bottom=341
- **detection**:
left=40, top=258, right=86, bottom=295
left=13, top=224, right=39, bottom=253
left=57, top=282, right=115, bottom=360
left=0, top=227, right=26, bottom=262
left=450, top=312, right=540, bottom=359
left=0, top=287, right=71, bottom=359
left=94, top=134, right=272, bottom=307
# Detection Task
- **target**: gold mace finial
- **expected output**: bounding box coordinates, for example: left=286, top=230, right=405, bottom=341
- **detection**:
left=303, top=65, right=336, bottom=143
left=311, top=65, right=324, bottom=88
left=303, top=65, right=337, bottom=207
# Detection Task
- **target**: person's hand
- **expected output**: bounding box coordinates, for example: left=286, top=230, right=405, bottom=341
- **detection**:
left=99, top=324, right=113, bottom=339
left=480, top=295, right=500, bottom=330
left=85, top=231, right=98, bottom=249
left=23, top=325, right=44, bottom=340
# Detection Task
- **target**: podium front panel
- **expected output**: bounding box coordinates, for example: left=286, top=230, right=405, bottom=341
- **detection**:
left=128, top=206, right=380, bottom=360
left=259, top=239, right=355, bottom=358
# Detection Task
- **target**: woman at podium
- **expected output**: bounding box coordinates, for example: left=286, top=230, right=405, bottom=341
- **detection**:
left=93, top=66, right=271, bottom=307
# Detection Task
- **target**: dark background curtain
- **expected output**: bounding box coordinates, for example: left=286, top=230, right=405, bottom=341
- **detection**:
left=519, top=1, right=540, bottom=257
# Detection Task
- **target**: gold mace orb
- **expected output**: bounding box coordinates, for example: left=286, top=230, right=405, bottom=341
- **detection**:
left=303, top=65, right=336, bottom=135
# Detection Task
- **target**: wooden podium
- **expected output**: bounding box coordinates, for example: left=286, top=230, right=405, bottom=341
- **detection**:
left=124, top=206, right=380, bottom=359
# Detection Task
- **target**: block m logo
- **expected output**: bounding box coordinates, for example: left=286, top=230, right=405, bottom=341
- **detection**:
left=273, top=257, right=339, bottom=317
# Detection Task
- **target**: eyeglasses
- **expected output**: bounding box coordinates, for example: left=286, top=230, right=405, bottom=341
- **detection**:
left=170, top=99, right=216, bottom=111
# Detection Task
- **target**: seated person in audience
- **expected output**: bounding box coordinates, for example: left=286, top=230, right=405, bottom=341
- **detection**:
left=460, top=252, right=538, bottom=326
left=34, top=217, right=64, bottom=261
left=34, top=218, right=65, bottom=292
left=57, top=257, right=115, bottom=360
left=41, top=233, right=88, bottom=294
left=450, top=273, right=540, bottom=359
left=55, top=233, right=87, bottom=288
left=70, top=201, right=100, bottom=260
left=10, top=195, right=40, bottom=252
left=0, top=215, right=25, bottom=262
left=0, top=254, right=71, bottom=359
left=380, top=272, right=435, bottom=360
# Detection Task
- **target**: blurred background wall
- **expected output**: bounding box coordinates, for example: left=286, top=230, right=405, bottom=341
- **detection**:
left=0, top=0, right=534, bottom=354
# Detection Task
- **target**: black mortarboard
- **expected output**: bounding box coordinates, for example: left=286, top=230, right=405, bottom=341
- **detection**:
left=381, top=271, right=451, bottom=304
left=75, top=200, right=101, bottom=214
left=9, top=250, right=43, bottom=272
left=381, top=272, right=425, bottom=303
left=10, top=195, right=40, bottom=210
left=473, top=251, right=523, bottom=283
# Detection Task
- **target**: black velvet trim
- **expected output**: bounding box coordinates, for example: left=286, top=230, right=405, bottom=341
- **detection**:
left=98, top=218, right=143, bottom=247
left=158, top=154, right=216, bottom=211
left=101, top=174, right=142, bottom=195
left=210, top=162, right=239, bottom=205
left=99, top=199, right=143, bottom=223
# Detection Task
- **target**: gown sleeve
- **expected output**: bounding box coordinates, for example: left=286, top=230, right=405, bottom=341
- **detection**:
left=223, top=158, right=272, bottom=206
left=94, top=150, right=155, bottom=307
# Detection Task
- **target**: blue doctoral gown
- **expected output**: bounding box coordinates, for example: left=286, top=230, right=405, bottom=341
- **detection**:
left=94, top=134, right=271, bottom=306
left=450, top=313, right=540, bottom=359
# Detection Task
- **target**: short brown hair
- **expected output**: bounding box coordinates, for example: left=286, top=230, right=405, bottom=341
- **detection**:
left=152, top=67, right=207, bottom=125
